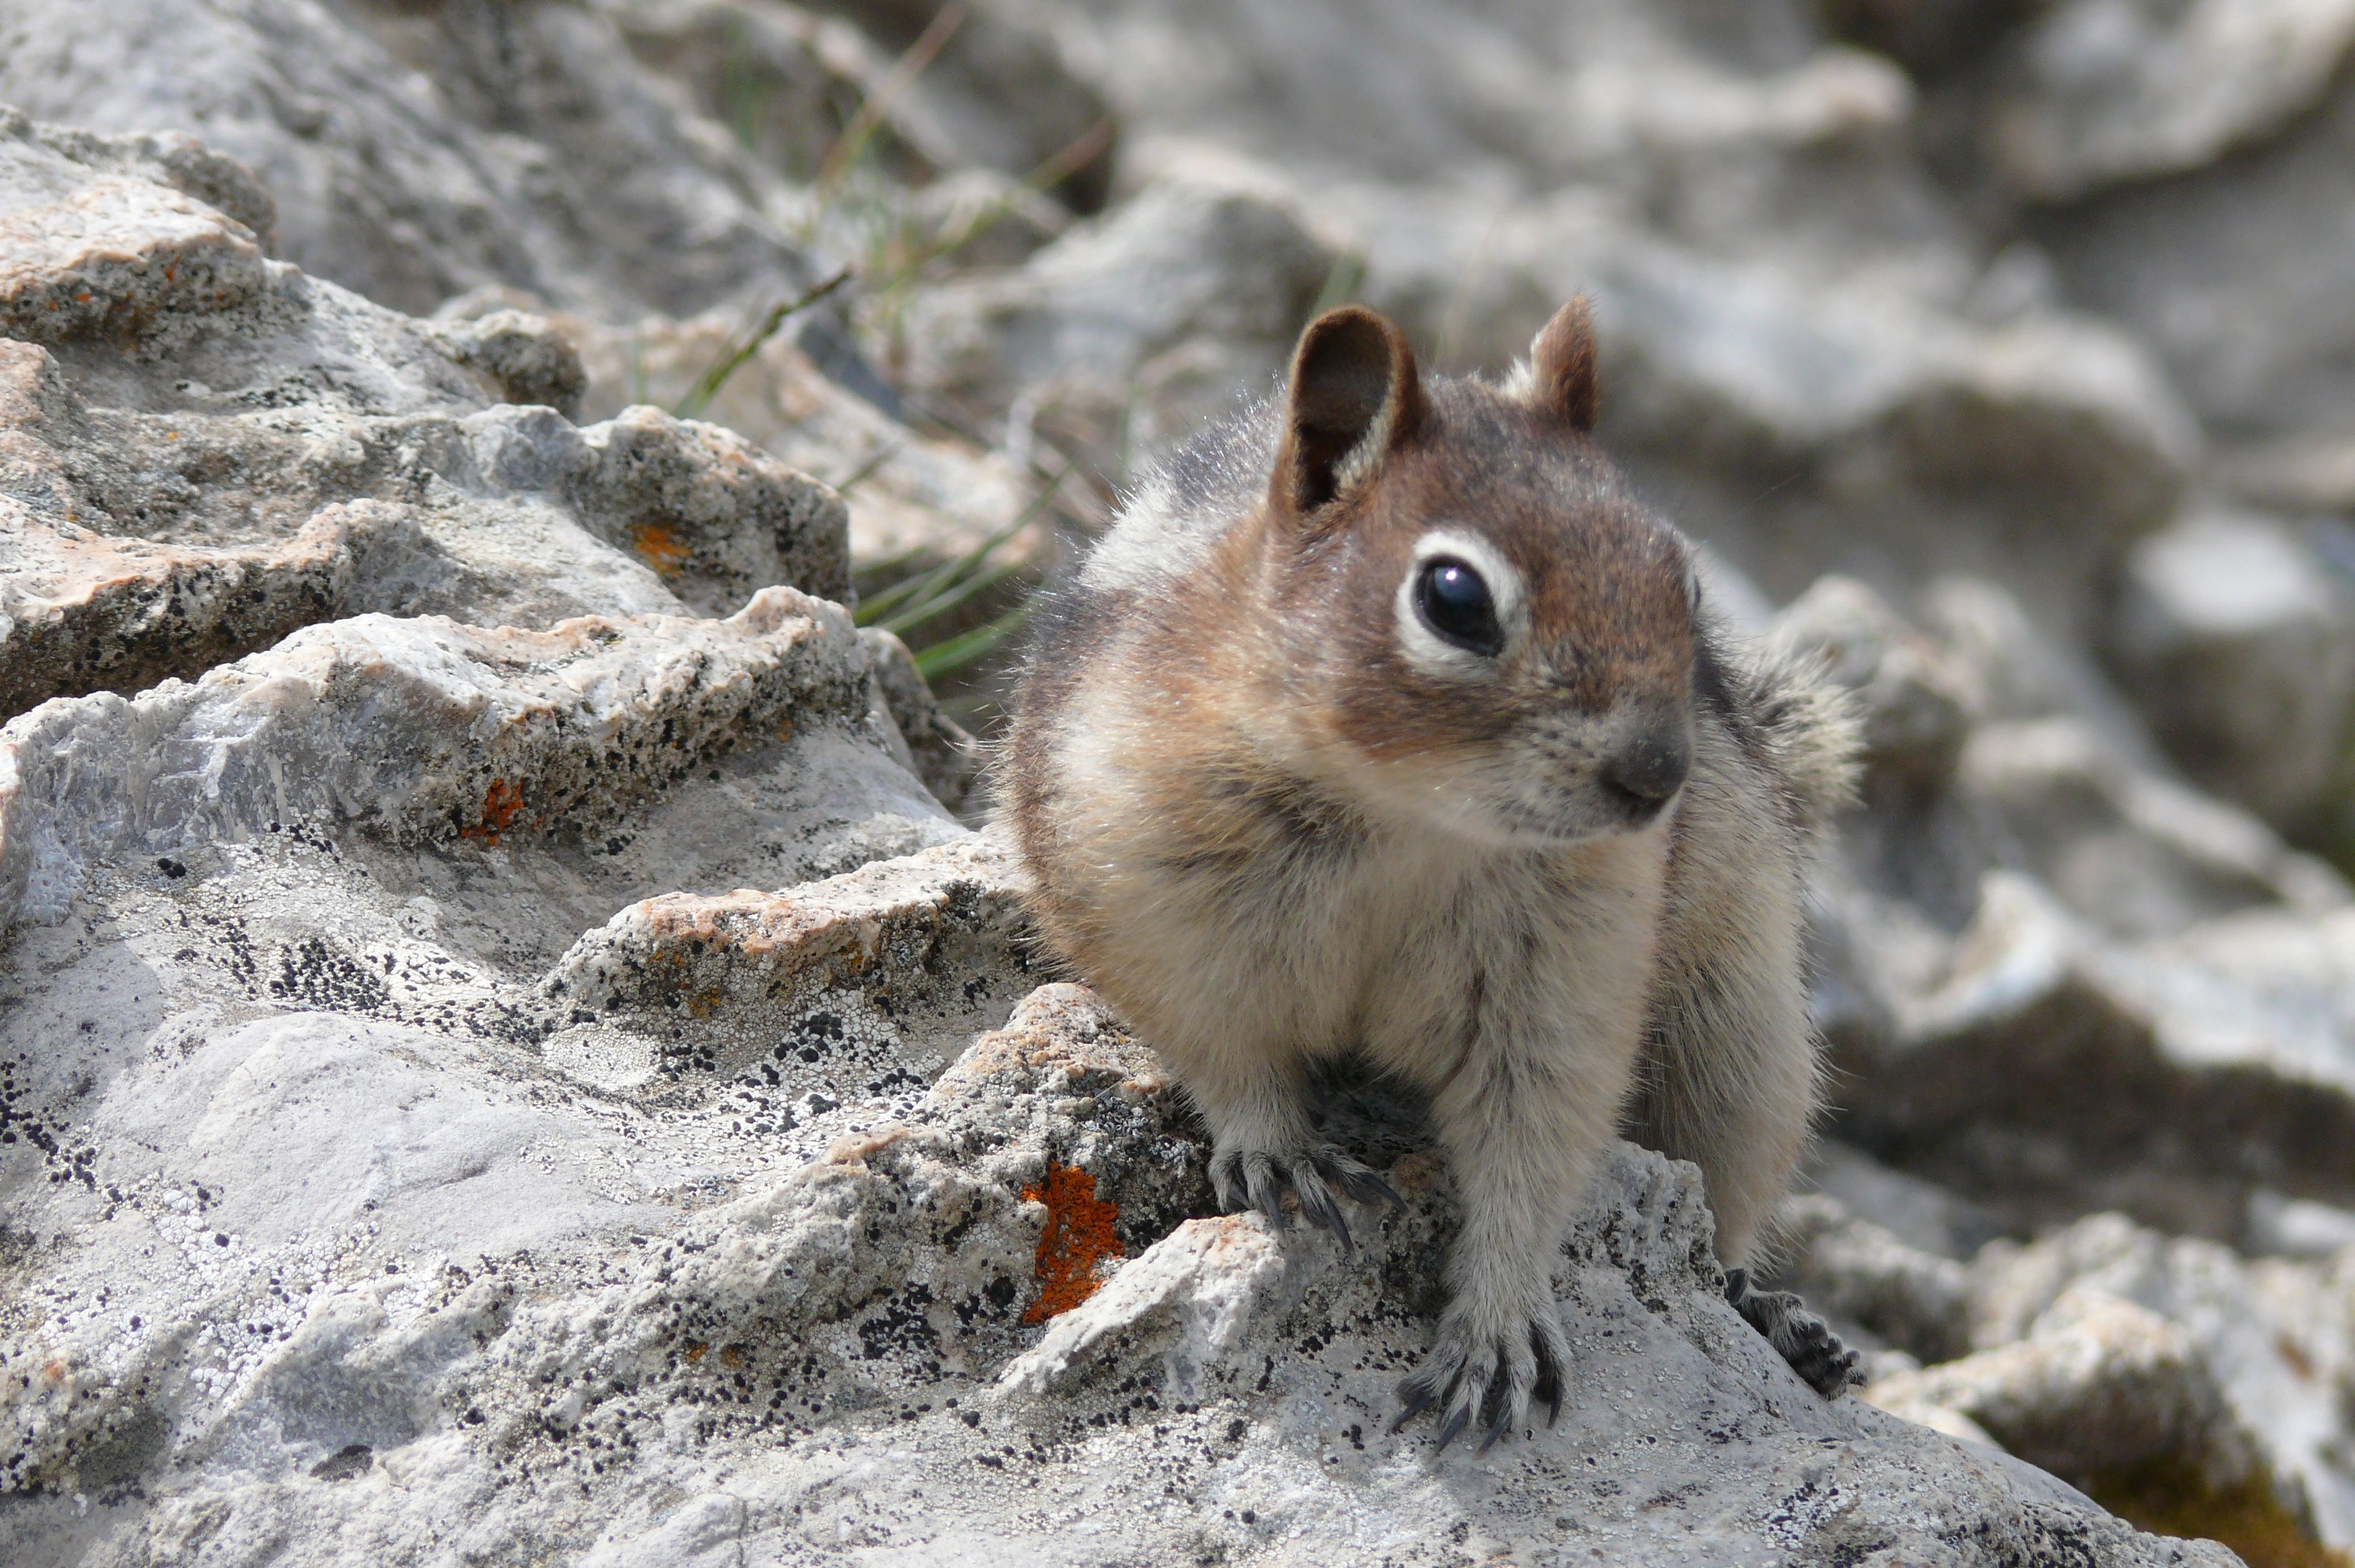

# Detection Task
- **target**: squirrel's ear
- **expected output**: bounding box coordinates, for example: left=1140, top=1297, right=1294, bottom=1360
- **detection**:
left=1272, top=305, right=1425, bottom=519
left=1527, top=297, right=1600, bottom=432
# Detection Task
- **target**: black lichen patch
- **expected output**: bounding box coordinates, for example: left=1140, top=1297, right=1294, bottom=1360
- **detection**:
left=309, top=1443, right=373, bottom=1482
left=0, top=1050, right=100, bottom=1191
left=269, top=937, right=390, bottom=1012
left=788, top=1011, right=846, bottom=1065
left=856, top=1283, right=941, bottom=1366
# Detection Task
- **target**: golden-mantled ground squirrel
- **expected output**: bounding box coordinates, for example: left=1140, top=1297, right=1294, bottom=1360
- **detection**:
left=999, top=300, right=1864, bottom=1447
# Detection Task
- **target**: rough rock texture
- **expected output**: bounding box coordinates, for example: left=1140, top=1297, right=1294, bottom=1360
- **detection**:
left=555, top=304, right=1052, bottom=591
left=1806, top=573, right=2355, bottom=1247
left=897, top=171, right=1341, bottom=478
left=546, top=832, right=1029, bottom=1090
left=22, top=0, right=2355, bottom=1560
left=0, top=0, right=821, bottom=320
left=595, top=0, right=1117, bottom=211
left=1788, top=1176, right=2355, bottom=1548
left=0, top=119, right=849, bottom=724
left=859, top=628, right=982, bottom=813
left=0, top=961, right=2236, bottom=1564
left=2023, top=30, right=2355, bottom=468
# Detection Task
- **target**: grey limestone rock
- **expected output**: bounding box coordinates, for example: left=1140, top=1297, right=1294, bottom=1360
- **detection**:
left=545, top=831, right=1030, bottom=1092
left=596, top=0, right=1117, bottom=212
left=0, top=967, right=2238, bottom=1565
left=559, top=306, right=1055, bottom=606
left=1870, top=1291, right=2263, bottom=1491
left=0, top=116, right=272, bottom=345
left=1827, top=864, right=2355, bottom=1240
left=1773, top=1192, right=1979, bottom=1366
left=427, top=309, right=589, bottom=421
left=896, top=171, right=1341, bottom=474
left=1980, top=0, right=2355, bottom=200
left=2028, top=52, right=2355, bottom=450
left=0, top=119, right=850, bottom=720
left=0, top=586, right=899, bottom=921
left=0, top=0, right=821, bottom=320
left=859, top=627, right=983, bottom=813
left=1912, top=1210, right=2355, bottom=1544
left=2104, top=508, right=2355, bottom=836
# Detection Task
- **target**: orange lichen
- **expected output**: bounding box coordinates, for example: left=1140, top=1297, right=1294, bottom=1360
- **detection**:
left=629, top=520, right=691, bottom=575
left=1019, top=1163, right=1124, bottom=1324
left=462, top=777, right=526, bottom=843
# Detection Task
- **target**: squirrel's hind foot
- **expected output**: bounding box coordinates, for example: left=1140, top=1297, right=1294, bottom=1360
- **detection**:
left=1724, top=1267, right=1863, bottom=1398
left=1209, top=1143, right=1400, bottom=1254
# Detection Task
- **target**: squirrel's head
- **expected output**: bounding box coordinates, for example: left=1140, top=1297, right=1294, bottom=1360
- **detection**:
left=1256, top=299, right=1698, bottom=848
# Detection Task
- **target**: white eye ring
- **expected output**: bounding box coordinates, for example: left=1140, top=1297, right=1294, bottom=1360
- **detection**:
left=1393, top=529, right=1527, bottom=678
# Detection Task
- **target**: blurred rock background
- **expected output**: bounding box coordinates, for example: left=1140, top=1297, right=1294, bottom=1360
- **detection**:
left=10, top=1, right=2355, bottom=1563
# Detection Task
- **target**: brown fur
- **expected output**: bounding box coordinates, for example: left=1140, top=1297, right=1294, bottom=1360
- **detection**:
left=997, top=299, right=1864, bottom=1438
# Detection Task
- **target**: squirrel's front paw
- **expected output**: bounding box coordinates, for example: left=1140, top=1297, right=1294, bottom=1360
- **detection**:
left=1208, top=1142, right=1400, bottom=1253
left=1725, top=1267, right=1863, bottom=1397
left=1392, top=1299, right=1571, bottom=1452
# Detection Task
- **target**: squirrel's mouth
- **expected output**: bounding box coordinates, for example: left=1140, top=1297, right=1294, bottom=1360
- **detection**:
left=1416, top=782, right=1682, bottom=851
left=1534, top=801, right=1680, bottom=844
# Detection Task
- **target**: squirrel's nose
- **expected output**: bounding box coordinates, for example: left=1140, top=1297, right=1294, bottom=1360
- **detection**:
left=1601, top=728, right=1691, bottom=815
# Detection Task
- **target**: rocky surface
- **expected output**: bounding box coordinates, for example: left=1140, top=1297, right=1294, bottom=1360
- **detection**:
left=0, top=115, right=851, bottom=726
left=0, top=0, right=823, bottom=321
left=11, top=0, right=2355, bottom=1563
left=1, top=963, right=2232, bottom=1565
left=1977, top=0, right=2355, bottom=201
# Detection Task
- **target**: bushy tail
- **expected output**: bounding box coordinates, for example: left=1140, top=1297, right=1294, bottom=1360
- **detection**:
left=1741, top=642, right=1864, bottom=842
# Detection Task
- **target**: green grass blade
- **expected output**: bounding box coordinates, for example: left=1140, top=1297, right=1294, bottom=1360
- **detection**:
left=831, top=442, right=901, bottom=496
left=853, top=463, right=1070, bottom=626
left=913, top=600, right=1034, bottom=680
left=814, top=4, right=967, bottom=203
left=673, top=268, right=851, bottom=422
left=878, top=553, right=1026, bottom=637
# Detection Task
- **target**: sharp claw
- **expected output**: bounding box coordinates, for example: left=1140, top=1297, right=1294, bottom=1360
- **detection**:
left=1321, top=1160, right=1399, bottom=1208
left=1533, top=1331, right=1566, bottom=1427
left=1391, top=1384, right=1434, bottom=1433
left=1434, top=1405, right=1470, bottom=1452
left=1476, top=1398, right=1515, bottom=1454
left=1532, top=1370, right=1560, bottom=1428
left=1327, top=1208, right=1355, bottom=1254
left=1305, top=1186, right=1353, bottom=1253
left=1243, top=1157, right=1290, bottom=1228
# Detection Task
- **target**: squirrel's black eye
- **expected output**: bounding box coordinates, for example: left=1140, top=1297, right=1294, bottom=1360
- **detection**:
left=1414, top=557, right=1505, bottom=657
